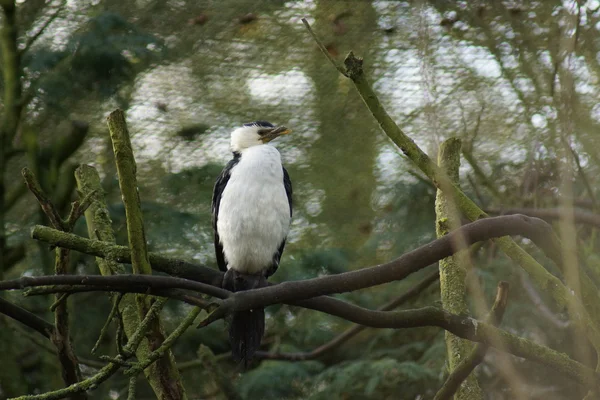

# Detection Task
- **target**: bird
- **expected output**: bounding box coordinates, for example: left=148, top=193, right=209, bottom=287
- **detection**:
left=212, top=120, right=292, bottom=365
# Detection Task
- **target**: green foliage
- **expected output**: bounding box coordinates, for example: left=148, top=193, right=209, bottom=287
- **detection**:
left=309, top=358, right=438, bottom=400
left=237, top=360, right=323, bottom=400
left=23, top=12, right=162, bottom=110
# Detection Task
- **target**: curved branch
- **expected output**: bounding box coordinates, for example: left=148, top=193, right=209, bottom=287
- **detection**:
left=32, top=214, right=562, bottom=300
left=0, top=273, right=597, bottom=390
left=487, top=207, right=600, bottom=229
left=221, top=215, right=561, bottom=314
left=0, top=297, right=54, bottom=338
left=255, top=269, right=439, bottom=361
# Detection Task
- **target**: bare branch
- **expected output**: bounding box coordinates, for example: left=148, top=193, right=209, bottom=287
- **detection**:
left=301, top=18, right=348, bottom=77
left=20, top=1, right=66, bottom=56
left=22, top=167, right=66, bottom=231
left=1, top=272, right=598, bottom=389
left=0, top=296, right=54, bottom=338
left=0, top=274, right=229, bottom=300
left=214, top=215, right=562, bottom=316
left=256, top=269, right=439, bottom=361
left=487, top=207, right=600, bottom=229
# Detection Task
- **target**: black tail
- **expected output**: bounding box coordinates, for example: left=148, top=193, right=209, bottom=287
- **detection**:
left=223, top=269, right=268, bottom=365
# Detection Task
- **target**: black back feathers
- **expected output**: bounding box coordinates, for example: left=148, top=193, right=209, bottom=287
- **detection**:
left=243, top=120, right=274, bottom=128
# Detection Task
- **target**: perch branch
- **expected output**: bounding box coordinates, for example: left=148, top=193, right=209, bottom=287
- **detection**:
left=0, top=273, right=598, bottom=389
left=256, top=269, right=439, bottom=360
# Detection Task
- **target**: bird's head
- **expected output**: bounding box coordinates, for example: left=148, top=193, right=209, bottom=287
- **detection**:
left=230, top=121, right=291, bottom=152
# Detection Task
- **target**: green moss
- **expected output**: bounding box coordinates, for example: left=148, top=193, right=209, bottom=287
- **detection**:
left=75, top=163, right=187, bottom=399
left=435, top=138, right=483, bottom=399
left=344, top=54, right=600, bottom=358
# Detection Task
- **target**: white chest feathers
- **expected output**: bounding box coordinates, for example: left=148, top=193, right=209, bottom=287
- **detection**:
left=217, top=145, right=291, bottom=274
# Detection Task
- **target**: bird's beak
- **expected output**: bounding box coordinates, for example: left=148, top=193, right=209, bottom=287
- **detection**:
left=261, top=126, right=291, bottom=143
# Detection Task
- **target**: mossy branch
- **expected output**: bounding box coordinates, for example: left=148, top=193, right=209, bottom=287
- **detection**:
left=434, top=282, right=510, bottom=400
left=75, top=163, right=187, bottom=400
left=106, top=111, right=187, bottom=399
left=106, top=110, right=151, bottom=276
left=125, top=307, right=201, bottom=376
left=22, top=167, right=87, bottom=397
left=435, top=138, right=482, bottom=399
left=301, top=17, right=600, bottom=355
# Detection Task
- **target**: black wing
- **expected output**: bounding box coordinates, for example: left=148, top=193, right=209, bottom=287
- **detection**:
left=212, top=153, right=241, bottom=272
left=267, top=167, right=293, bottom=277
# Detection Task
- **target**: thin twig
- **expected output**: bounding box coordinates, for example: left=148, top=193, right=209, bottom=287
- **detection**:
left=22, top=167, right=66, bottom=231
left=49, top=293, right=69, bottom=312
left=301, top=18, right=348, bottom=77
left=125, top=306, right=201, bottom=376
left=20, top=1, right=66, bottom=56
left=91, top=293, right=124, bottom=354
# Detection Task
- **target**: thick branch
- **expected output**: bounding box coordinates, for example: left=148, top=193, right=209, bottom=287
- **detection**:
left=1, top=273, right=597, bottom=390
left=435, top=138, right=482, bottom=399
left=33, top=214, right=562, bottom=299
left=256, top=269, right=439, bottom=361
left=76, top=161, right=186, bottom=400
left=216, top=215, right=562, bottom=315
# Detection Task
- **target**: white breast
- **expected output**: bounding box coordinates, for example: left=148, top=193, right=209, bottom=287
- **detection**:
left=217, top=145, right=291, bottom=274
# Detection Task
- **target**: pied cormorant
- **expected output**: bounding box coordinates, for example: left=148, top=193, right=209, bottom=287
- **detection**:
left=212, top=120, right=292, bottom=364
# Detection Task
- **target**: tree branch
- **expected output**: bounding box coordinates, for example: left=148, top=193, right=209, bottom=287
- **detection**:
left=107, top=108, right=187, bottom=400
left=32, top=224, right=222, bottom=286
left=20, top=1, right=66, bottom=56
left=0, top=296, right=54, bottom=338
left=255, top=269, right=439, bottom=361
left=487, top=207, right=600, bottom=229
left=434, top=282, right=509, bottom=400
left=211, top=215, right=563, bottom=317
left=124, top=306, right=201, bottom=376
left=301, top=17, right=600, bottom=356
left=1, top=272, right=598, bottom=390
left=22, top=168, right=66, bottom=231
left=23, top=167, right=86, bottom=398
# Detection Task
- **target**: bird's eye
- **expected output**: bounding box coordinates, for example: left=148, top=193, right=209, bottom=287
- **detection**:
left=257, top=129, right=270, bottom=136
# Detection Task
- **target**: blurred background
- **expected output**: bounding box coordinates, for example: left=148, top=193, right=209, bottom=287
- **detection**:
left=2, top=0, right=600, bottom=399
